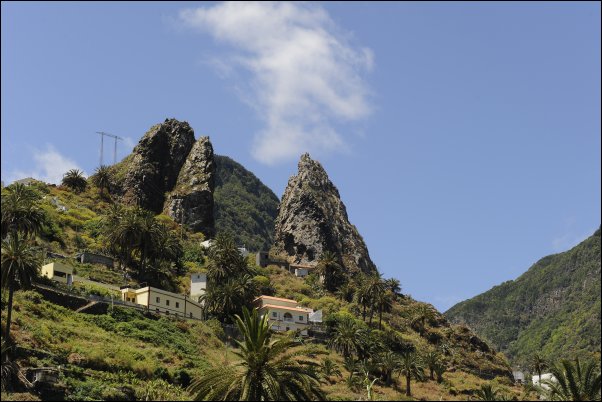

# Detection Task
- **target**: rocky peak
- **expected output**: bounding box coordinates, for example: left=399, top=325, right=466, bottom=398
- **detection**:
left=163, top=136, right=215, bottom=236
left=122, top=118, right=196, bottom=213
left=271, top=153, right=377, bottom=274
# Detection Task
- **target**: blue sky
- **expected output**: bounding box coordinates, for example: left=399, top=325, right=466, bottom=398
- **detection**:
left=2, top=2, right=600, bottom=311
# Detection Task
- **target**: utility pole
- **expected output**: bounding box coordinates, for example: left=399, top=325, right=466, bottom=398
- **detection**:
left=94, top=132, right=123, bottom=166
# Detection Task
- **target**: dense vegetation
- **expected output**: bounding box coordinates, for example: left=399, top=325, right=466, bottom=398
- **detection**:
left=2, top=177, right=584, bottom=401
left=445, top=228, right=601, bottom=367
left=213, top=155, right=279, bottom=252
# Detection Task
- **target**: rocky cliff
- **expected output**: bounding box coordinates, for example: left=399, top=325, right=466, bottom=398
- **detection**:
left=445, top=227, right=601, bottom=365
left=109, top=118, right=278, bottom=244
left=271, top=153, right=377, bottom=273
left=121, top=118, right=196, bottom=213
left=164, top=136, right=215, bottom=236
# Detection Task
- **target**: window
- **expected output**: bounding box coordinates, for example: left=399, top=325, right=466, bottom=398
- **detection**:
left=299, top=316, right=304, bottom=321
left=272, top=312, right=278, bottom=318
left=156, top=308, right=160, bottom=313
left=54, top=271, right=67, bottom=278
left=175, top=302, right=179, bottom=308
left=166, top=300, right=170, bottom=306
left=190, top=312, right=193, bottom=318
left=156, top=297, right=160, bottom=303
left=283, top=312, right=293, bottom=322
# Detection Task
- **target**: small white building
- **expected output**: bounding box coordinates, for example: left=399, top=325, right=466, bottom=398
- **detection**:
left=532, top=373, right=556, bottom=390
left=190, top=273, right=207, bottom=302
left=254, top=295, right=312, bottom=336
left=121, top=286, right=204, bottom=320
left=200, top=239, right=214, bottom=249
left=41, top=262, right=74, bottom=286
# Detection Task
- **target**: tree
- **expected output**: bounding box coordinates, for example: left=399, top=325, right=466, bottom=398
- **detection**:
left=1, top=183, right=46, bottom=240
left=189, top=308, right=325, bottom=401
left=423, top=350, right=442, bottom=381
left=328, top=317, right=366, bottom=359
left=397, top=352, right=424, bottom=397
left=434, top=361, right=446, bottom=383
left=384, top=278, right=402, bottom=297
left=200, top=274, right=257, bottom=322
left=91, top=165, right=112, bottom=197
left=1, top=233, right=42, bottom=341
left=315, top=251, right=346, bottom=292
left=542, top=358, right=601, bottom=401
left=335, top=282, right=355, bottom=303
left=474, top=383, right=507, bottom=401
left=61, top=169, right=87, bottom=193
left=374, top=290, right=393, bottom=330
left=354, top=279, right=372, bottom=322
left=376, top=351, right=400, bottom=386
left=365, top=275, right=386, bottom=325
left=206, top=233, right=251, bottom=283
left=1, top=341, right=20, bottom=392
left=530, top=352, right=548, bottom=383
left=320, top=358, right=342, bottom=382
left=410, top=303, right=437, bottom=333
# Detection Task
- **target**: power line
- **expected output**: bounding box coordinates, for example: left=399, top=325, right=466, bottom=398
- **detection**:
left=93, top=132, right=123, bottom=167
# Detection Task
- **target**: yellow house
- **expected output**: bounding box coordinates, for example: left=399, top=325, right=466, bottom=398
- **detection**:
left=120, top=286, right=203, bottom=320
left=254, top=295, right=311, bottom=335
left=41, top=262, right=73, bottom=286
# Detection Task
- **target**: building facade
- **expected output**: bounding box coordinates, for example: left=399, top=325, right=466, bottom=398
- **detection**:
left=41, top=262, right=74, bottom=286
left=190, top=273, right=207, bottom=303
left=120, top=286, right=203, bottom=320
left=254, top=295, right=311, bottom=335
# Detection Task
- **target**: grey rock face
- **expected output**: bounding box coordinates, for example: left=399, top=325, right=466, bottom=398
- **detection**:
left=122, top=118, right=196, bottom=213
left=271, top=153, right=377, bottom=274
left=164, top=136, right=215, bottom=236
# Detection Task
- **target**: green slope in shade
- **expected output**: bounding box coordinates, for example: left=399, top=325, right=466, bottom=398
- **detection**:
left=213, top=155, right=279, bottom=252
left=445, top=227, right=601, bottom=366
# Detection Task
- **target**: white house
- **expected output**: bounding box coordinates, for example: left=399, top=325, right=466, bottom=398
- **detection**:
left=532, top=373, right=556, bottom=390
left=121, top=286, right=204, bottom=320
left=190, top=273, right=207, bottom=302
left=41, top=262, right=74, bottom=286
left=254, top=295, right=312, bottom=336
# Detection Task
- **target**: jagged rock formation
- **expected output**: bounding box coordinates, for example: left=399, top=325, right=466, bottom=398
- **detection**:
left=445, top=227, right=601, bottom=366
left=271, top=153, right=377, bottom=273
left=164, top=137, right=215, bottom=236
left=121, top=119, right=196, bottom=213
left=110, top=118, right=279, bottom=243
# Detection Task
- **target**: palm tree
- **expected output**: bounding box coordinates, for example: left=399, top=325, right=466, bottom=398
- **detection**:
left=423, top=350, right=442, bottom=380
left=354, top=279, right=372, bottom=322
left=474, top=383, right=506, bottom=401
left=377, top=351, right=400, bottom=386
left=434, top=361, right=446, bottom=383
left=530, top=352, right=548, bottom=383
left=189, top=308, right=325, bottom=401
left=328, top=317, right=366, bottom=359
left=90, top=165, right=112, bottom=197
left=200, top=274, right=258, bottom=322
left=374, top=290, right=393, bottom=330
left=1, top=233, right=42, bottom=341
left=320, top=358, right=342, bottom=382
left=397, top=351, right=424, bottom=397
left=1, top=183, right=46, bottom=239
left=335, top=282, right=355, bottom=303
left=315, top=251, right=346, bottom=292
left=61, top=169, right=87, bottom=193
left=206, top=233, right=251, bottom=283
left=366, top=275, right=386, bottom=325
left=542, top=358, right=601, bottom=401
left=1, top=340, right=20, bottom=392
left=384, top=278, right=402, bottom=297
left=410, top=303, right=437, bottom=333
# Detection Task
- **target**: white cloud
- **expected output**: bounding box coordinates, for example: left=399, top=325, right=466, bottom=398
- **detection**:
left=179, top=1, right=373, bottom=164
left=6, top=144, right=85, bottom=185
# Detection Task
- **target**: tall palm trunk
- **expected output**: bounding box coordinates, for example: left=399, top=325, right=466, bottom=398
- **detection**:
left=369, top=305, right=375, bottom=325
left=405, top=374, right=411, bottom=396
left=4, top=277, right=14, bottom=342
left=362, top=304, right=367, bottom=321
left=378, top=307, right=383, bottom=330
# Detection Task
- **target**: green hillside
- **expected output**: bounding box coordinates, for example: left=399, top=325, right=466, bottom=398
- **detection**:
left=1, top=180, right=530, bottom=401
left=213, top=155, right=279, bottom=251
left=445, top=228, right=601, bottom=366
